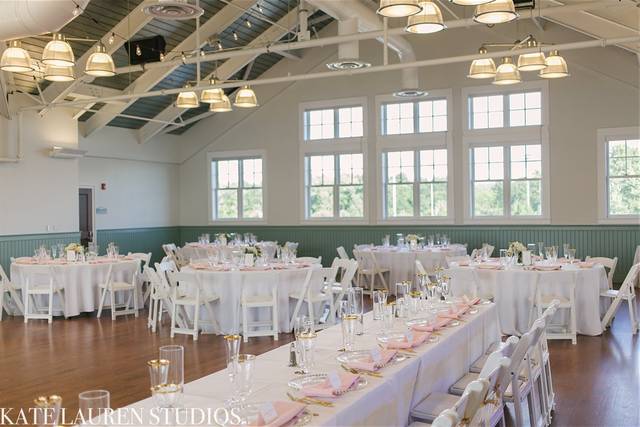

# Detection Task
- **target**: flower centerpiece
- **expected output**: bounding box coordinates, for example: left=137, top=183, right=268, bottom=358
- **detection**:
left=506, top=241, right=527, bottom=264
left=244, top=246, right=262, bottom=258
left=65, top=243, right=84, bottom=253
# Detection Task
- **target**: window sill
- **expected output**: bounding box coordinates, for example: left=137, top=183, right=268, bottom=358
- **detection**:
left=377, top=218, right=455, bottom=226
left=208, top=219, right=267, bottom=226
left=301, top=218, right=369, bottom=226
left=597, top=217, right=640, bottom=225
left=464, top=217, right=551, bottom=225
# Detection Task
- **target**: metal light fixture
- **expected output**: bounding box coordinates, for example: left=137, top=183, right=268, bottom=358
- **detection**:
left=377, top=0, right=422, bottom=18
left=201, top=78, right=225, bottom=104
left=493, top=57, right=520, bottom=85
left=233, top=85, right=258, bottom=108
left=468, top=47, right=496, bottom=79
left=210, top=94, right=232, bottom=112
left=0, top=40, right=33, bottom=72
left=85, top=44, right=115, bottom=77
left=474, top=0, right=518, bottom=25
left=176, top=84, right=199, bottom=108
left=517, top=39, right=546, bottom=71
left=405, top=1, right=445, bottom=34
left=44, top=65, right=75, bottom=82
left=42, top=33, right=75, bottom=67
left=539, top=50, right=569, bottom=79
left=451, top=0, right=494, bottom=5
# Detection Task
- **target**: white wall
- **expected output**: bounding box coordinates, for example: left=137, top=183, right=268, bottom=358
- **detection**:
left=177, top=20, right=640, bottom=226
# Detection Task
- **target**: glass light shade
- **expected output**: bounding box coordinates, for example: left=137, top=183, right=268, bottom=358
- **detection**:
left=201, top=79, right=225, bottom=104
left=539, top=50, right=569, bottom=79
left=517, top=51, right=546, bottom=71
left=44, top=65, right=75, bottom=82
left=405, top=2, right=445, bottom=34
left=468, top=48, right=496, bottom=78
left=176, top=87, right=199, bottom=108
left=42, top=34, right=75, bottom=67
left=474, top=0, right=518, bottom=24
left=85, top=45, right=115, bottom=77
left=0, top=40, right=33, bottom=72
left=233, top=85, right=258, bottom=108
left=451, top=0, right=494, bottom=5
left=493, top=57, right=520, bottom=85
left=377, top=0, right=422, bottom=18
left=210, top=95, right=232, bottom=112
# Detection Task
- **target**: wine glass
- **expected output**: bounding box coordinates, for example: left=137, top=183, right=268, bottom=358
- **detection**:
left=158, top=345, right=183, bottom=407
left=347, top=287, right=364, bottom=335
left=235, top=354, right=255, bottom=424
left=78, top=390, right=110, bottom=426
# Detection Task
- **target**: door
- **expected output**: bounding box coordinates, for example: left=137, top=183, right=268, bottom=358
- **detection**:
left=79, top=188, right=93, bottom=247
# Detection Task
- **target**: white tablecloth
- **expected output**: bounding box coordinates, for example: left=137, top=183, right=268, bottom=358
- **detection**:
left=10, top=259, right=141, bottom=317
left=181, top=265, right=315, bottom=334
left=447, top=265, right=608, bottom=336
left=109, top=304, right=500, bottom=426
left=354, top=244, right=467, bottom=287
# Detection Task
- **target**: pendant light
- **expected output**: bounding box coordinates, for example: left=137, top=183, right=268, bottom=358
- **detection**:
left=42, top=33, right=75, bottom=67
left=44, top=65, right=75, bottom=82
left=474, top=0, right=518, bottom=25
left=493, top=57, right=520, bottom=85
left=201, top=78, right=225, bottom=104
left=0, top=40, right=33, bottom=72
left=468, top=47, right=496, bottom=79
left=234, top=85, right=258, bottom=108
left=176, top=84, right=199, bottom=108
left=451, top=0, right=494, bottom=5
left=539, top=50, right=569, bottom=79
left=517, top=39, right=546, bottom=71
left=377, top=0, right=422, bottom=18
left=85, top=44, right=115, bottom=77
left=405, top=1, right=445, bottom=34
left=210, top=94, right=232, bottom=112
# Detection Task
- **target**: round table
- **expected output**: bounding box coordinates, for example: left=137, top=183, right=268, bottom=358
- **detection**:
left=353, top=244, right=467, bottom=287
left=181, top=263, right=317, bottom=334
left=11, top=257, right=141, bottom=317
left=446, top=263, right=608, bottom=336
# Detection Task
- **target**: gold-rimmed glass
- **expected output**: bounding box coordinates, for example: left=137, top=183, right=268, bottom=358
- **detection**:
left=34, top=395, right=62, bottom=427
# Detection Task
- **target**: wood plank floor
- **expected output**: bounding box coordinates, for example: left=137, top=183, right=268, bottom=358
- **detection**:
left=0, top=298, right=638, bottom=427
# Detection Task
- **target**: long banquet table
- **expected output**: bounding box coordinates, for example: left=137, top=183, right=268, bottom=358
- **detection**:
left=447, top=263, right=608, bottom=336
left=108, top=303, right=500, bottom=426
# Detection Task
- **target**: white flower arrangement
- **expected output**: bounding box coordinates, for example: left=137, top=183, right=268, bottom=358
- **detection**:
left=65, top=243, right=84, bottom=253
left=506, top=241, right=527, bottom=257
left=244, top=246, right=261, bottom=257
left=406, top=234, right=422, bottom=242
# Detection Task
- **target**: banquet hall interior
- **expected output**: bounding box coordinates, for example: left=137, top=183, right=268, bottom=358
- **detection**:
left=0, top=0, right=639, bottom=426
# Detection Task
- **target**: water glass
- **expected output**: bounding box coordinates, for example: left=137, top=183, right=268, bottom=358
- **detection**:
left=147, top=359, right=169, bottom=388
left=297, top=332, right=316, bottom=373
left=347, top=287, right=364, bottom=335
left=293, top=315, right=312, bottom=339
left=382, top=303, right=395, bottom=333
left=499, top=249, right=508, bottom=266
left=341, top=314, right=357, bottom=352
left=567, top=248, right=576, bottom=263
left=34, top=395, right=62, bottom=427
left=159, top=345, right=183, bottom=402
left=78, top=390, right=110, bottom=426
left=537, top=242, right=545, bottom=258
left=440, top=276, right=451, bottom=302
left=372, top=290, right=388, bottom=320
left=563, top=243, right=570, bottom=259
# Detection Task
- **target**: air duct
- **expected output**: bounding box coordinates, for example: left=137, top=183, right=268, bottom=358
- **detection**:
left=327, top=18, right=371, bottom=70
left=307, top=0, right=424, bottom=97
left=0, top=0, right=90, bottom=41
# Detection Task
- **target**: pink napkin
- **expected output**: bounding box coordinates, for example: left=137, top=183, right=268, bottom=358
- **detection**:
left=477, top=263, right=504, bottom=270
left=411, top=318, right=449, bottom=332
left=385, top=331, right=430, bottom=349
left=532, top=264, right=562, bottom=271
left=578, top=261, right=595, bottom=269
left=345, top=349, right=397, bottom=372
left=300, top=372, right=360, bottom=398
left=250, top=401, right=306, bottom=427
left=15, top=258, right=36, bottom=264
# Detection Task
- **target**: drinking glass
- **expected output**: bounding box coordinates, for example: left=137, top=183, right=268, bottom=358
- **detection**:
left=159, top=345, right=183, bottom=405
left=382, top=303, right=395, bottom=333
left=293, top=315, right=312, bottom=339
left=440, top=276, right=451, bottom=303
left=396, top=233, right=404, bottom=247
left=563, top=243, right=570, bottom=259
left=395, top=282, right=409, bottom=318
left=235, top=354, right=256, bottom=424
left=499, top=249, right=508, bottom=266
left=347, top=287, right=364, bottom=335
left=544, top=247, right=553, bottom=262
left=567, top=248, right=576, bottom=263
left=341, top=314, right=357, bottom=352
left=537, top=242, right=545, bottom=258
left=78, top=390, right=110, bottom=426
left=527, top=243, right=537, bottom=254
left=297, top=331, right=317, bottom=373
left=372, top=290, right=387, bottom=320
left=34, top=395, right=62, bottom=427
left=50, top=246, right=58, bottom=260
left=147, top=359, right=169, bottom=388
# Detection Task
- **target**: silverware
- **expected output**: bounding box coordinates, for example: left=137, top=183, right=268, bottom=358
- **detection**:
left=340, top=363, right=383, bottom=378
left=287, top=392, right=334, bottom=407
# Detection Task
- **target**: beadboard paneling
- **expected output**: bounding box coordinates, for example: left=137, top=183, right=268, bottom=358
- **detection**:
left=0, top=232, right=80, bottom=273
left=96, top=227, right=181, bottom=265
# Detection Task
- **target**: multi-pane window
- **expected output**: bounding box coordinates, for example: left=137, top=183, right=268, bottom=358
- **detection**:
left=381, top=99, right=448, bottom=135
left=383, top=149, right=448, bottom=218
left=607, top=138, right=640, bottom=216
left=470, top=144, right=542, bottom=217
left=212, top=158, right=263, bottom=220
left=305, top=153, right=364, bottom=219
left=469, top=91, right=542, bottom=129
left=304, top=106, right=363, bottom=141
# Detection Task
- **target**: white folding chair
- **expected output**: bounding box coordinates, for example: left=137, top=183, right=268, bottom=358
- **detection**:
left=0, top=264, right=24, bottom=319
left=532, top=271, right=577, bottom=344
left=585, top=256, right=618, bottom=290
left=295, top=256, right=322, bottom=265
left=23, top=265, right=66, bottom=323
left=535, top=301, right=560, bottom=425
left=337, top=246, right=349, bottom=260
left=241, top=273, right=278, bottom=342
left=167, top=271, right=220, bottom=340
left=144, top=265, right=173, bottom=333
left=634, top=246, right=640, bottom=288
left=128, top=252, right=152, bottom=302
left=330, top=258, right=358, bottom=316
left=289, top=266, right=337, bottom=331
left=601, top=263, right=639, bottom=335
left=97, top=261, right=140, bottom=320
left=354, top=249, right=389, bottom=294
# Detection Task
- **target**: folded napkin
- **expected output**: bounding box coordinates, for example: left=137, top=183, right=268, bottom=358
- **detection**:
left=300, top=372, right=360, bottom=398
left=578, top=261, right=595, bottom=268
left=461, top=296, right=481, bottom=307
left=385, top=331, right=430, bottom=349
left=532, top=264, right=562, bottom=271
left=411, top=318, right=449, bottom=332
left=476, top=263, right=503, bottom=270
left=15, top=258, right=36, bottom=264
left=250, top=401, right=306, bottom=427
left=345, top=349, right=397, bottom=372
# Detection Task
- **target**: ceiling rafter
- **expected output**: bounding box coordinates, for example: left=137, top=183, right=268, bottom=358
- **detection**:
left=80, top=0, right=258, bottom=137
left=136, top=6, right=303, bottom=144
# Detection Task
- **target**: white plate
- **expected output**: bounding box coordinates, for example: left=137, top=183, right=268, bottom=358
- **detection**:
left=288, top=373, right=367, bottom=390
left=242, top=403, right=313, bottom=427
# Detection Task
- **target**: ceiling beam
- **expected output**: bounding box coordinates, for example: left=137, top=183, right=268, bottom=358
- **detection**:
left=69, top=84, right=123, bottom=99
left=39, top=3, right=153, bottom=116
left=81, top=0, right=257, bottom=138
left=137, top=6, right=302, bottom=144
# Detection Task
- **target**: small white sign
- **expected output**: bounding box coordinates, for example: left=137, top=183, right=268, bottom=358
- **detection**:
left=370, top=347, right=382, bottom=363
left=66, top=250, right=76, bottom=262
left=328, top=371, right=342, bottom=389
left=522, top=250, right=532, bottom=266
left=244, top=254, right=254, bottom=266
left=404, top=330, right=414, bottom=344
left=259, top=402, right=278, bottom=424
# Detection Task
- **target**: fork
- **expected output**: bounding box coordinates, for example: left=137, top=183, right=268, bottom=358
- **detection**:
left=287, top=392, right=334, bottom=407
left=341, top=363, right=383, bottom=378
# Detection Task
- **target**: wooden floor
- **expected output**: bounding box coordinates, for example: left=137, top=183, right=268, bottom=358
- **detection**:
left=0, top=298, right=638, bottom=427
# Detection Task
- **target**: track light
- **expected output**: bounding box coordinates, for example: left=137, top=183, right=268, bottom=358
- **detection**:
left=233, top=31, right=238, bottom=41
left=136, top=45, right=142, bottom=56
left=245, top=19, right=252, bottom=28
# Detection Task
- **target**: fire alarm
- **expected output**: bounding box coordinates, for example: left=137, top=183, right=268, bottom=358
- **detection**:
left=101, top=183, right=107, bottom=190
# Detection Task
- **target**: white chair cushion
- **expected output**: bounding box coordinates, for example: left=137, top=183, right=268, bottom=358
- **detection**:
left=410, top=392, right=458, bottom=422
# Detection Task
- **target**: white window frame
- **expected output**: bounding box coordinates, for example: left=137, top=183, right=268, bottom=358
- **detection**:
left=597, top=126, right=640, bottom=224
left=299, top=97, right=369, bottom=225
left=462, top=82, right=550, bottom=224
left=207, top=150, right=267, bottom=225
left=375, top=90, right=454, bottom=224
